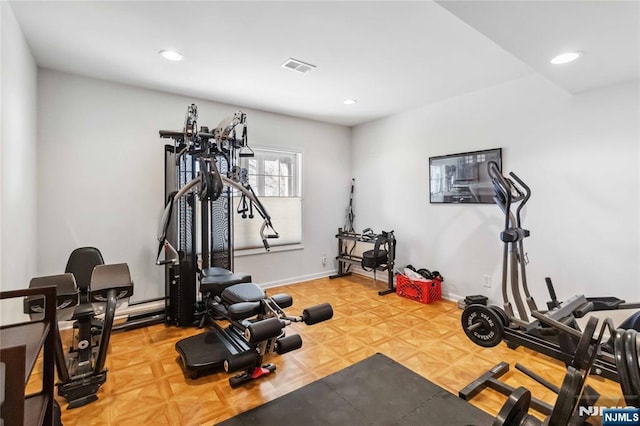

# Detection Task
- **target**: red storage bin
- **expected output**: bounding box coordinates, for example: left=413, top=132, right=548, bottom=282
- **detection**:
left=396, top=274, right=442, bottom=304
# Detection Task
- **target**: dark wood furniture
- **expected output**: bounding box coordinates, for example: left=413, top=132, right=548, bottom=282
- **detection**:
left=1, top=286, right=56, bottom=425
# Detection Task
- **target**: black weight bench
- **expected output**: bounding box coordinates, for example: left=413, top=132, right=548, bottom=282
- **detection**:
left=198, top=267, right=252, bottom=326
left=176, top=271, right=333, bottom=387
left=200, top=267, right=252, bottom=294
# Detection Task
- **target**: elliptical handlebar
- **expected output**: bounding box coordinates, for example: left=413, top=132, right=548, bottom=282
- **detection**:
left=508, top=172, right=531, bottom=204
left=508, top=171, right=531, bottom=227
left=487, top=161, right=528, bottom=205
left=487, top=161, right=511, bottom=203
left=488, top=161, right=514, bottom=231
left=487, top=161, right=532, bottom=228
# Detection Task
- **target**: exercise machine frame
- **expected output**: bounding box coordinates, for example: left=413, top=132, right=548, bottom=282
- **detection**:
left=26, top=263, right=134, bottom=408
left=158, top=105, right=277, bottom=326
left=461, top=161, right=639, bottom=382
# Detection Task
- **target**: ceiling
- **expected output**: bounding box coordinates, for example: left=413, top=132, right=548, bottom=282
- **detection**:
left=8, top=1, right=639, bottom=127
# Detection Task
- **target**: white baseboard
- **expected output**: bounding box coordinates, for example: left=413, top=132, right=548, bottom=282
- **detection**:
left=123, top=299, right=165, bottom=316
left=443, top=291, right=464, bottom=304
left=259, top=270, right=337, bottom=290
left=349, top=270, right=463, bottom=305
left=58, top=299, right=165, bottom=331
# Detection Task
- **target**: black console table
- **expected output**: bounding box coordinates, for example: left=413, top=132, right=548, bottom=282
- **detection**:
left=329, top=228, right=396, bottom=296
left=1, top=286, right=56, bottom=426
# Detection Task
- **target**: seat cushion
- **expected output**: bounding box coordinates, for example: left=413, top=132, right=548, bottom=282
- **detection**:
left=221, top=283, right=266, bottom=305
left=65, top=247, right=105, bottom=293
left=201, top=267, right=233, bottom=277
left=200, top=272, right=252, bottom=297
left=227, top=301, right=262, bottom=321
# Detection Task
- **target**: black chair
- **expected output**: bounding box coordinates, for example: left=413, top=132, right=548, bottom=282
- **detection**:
left=65, top=247, right=104, bottom=302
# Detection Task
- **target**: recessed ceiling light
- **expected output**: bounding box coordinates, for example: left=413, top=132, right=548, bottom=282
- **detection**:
left=159, top=50, right=183, bottom=61
left=550, top=51, right=582, bottom=65
left=343, top=99, right=358, bottom=105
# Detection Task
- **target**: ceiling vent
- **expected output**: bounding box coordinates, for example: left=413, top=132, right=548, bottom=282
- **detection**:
left=281, top=58, right=316, bottom=74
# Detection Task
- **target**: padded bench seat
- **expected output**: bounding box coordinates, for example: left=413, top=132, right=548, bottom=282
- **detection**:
left=224, top=291, right=294, bottom=321
left=200, top=268, right=252, bottom=297
left=222, top=283, right=266, bottom=305
left=202, top=267, right=239, bottom=277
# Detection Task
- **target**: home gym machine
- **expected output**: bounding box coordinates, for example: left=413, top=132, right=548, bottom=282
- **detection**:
left=157, top=105, right=334, bottom=387
left=158, top=104, right=277, bottom=327
left=461, top=161, right=640, bottom=382
left=26, top=263, right=134, bottom=408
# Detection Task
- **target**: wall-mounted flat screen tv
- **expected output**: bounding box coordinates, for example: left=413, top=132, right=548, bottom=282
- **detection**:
left=429, top=148, right=502, bottom=204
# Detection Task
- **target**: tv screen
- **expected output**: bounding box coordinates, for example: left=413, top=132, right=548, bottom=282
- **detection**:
left=429, top=148, right=502, bottom=204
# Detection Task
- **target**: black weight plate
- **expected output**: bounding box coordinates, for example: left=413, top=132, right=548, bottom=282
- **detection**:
left=461, top=304, right=504, bottom=348
left=548, top=366, right=582, bottom=426
left=613, top=329, right=636, bottom=406
left=572, top=316, right=598, bottom=370
left=489, top=305, right=510, bottom=327
left=623, top=329, right=640, bottom=405
left=493, top=386, right=531, bottom=426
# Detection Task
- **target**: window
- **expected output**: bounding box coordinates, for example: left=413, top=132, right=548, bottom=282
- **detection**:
left=234, top=148, right=302, bottom=250
left=242, top=150, right=301, bottom=197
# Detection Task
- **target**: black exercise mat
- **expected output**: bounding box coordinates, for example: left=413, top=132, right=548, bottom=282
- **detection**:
left=217, top=353, right=493, bottom=426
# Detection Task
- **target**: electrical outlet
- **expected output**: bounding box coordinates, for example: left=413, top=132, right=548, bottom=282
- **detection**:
left=322, top=254, right=327, bottom=266
left=483, top=274, right=492, bottom=288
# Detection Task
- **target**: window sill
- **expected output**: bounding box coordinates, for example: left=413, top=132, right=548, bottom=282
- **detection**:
left=235, top=243, right=304, bottom=257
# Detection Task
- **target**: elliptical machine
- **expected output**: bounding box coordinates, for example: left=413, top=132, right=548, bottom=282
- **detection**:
left=461, top=161, right=625, bottom=381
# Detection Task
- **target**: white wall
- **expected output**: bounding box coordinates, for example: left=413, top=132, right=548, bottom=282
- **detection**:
left=0, top=3, right=38, bottom=324
left=37, top=69, right=351, bottom=302
left=352, top=75, right=640, bottom=306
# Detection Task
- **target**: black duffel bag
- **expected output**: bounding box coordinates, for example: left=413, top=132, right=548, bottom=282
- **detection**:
left=361, top=231, right=390, bottom=271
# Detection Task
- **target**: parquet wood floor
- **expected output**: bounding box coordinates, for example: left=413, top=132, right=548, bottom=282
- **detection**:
left=28, top=274, right=625, bottom=425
